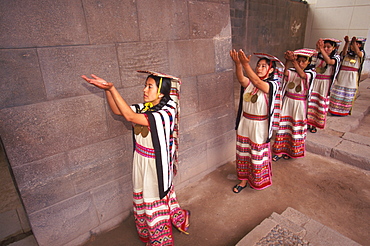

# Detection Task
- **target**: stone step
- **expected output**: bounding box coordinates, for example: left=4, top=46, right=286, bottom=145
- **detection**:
left=305, top=78, right=370, bottom=171
left=236, top=207, right=361, bottom=246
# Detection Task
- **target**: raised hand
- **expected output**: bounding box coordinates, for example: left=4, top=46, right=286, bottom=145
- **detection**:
left=81, top=74, right=113, bottom=90
left=284, top=50, right=295, bottom=61
left=229, top=49, right=241, bottom=65
left=316, top=39, right=324, bottom=51
left=237, top=50, right=251, bottom=66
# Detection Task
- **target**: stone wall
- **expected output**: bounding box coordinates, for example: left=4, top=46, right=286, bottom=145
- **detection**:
left=230, top=0, right=309, bottom=107
left=0, top=1, right=234, bottom=246
left=230, top=0, right=308, bottom=57
left=0, top=141, right=32, bottom=244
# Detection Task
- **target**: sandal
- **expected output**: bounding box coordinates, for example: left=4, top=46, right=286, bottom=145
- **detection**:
left=233, top=184, right=247, bottom=193
left=309, top=126, right=317, bottom=133
left=283, top=154, right=291, bottom=160
left=177, top=210, right=190, bottom=234
left=272, top=155, right=282, bottom=162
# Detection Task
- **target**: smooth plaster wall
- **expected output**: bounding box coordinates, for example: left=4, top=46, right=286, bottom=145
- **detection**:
left=304, top=0, right=370, bottom=75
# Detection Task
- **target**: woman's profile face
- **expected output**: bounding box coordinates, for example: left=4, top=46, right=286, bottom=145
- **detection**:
left=143, top=77, right=161, bottom=104
left=255, top=59, right=272, bottom=78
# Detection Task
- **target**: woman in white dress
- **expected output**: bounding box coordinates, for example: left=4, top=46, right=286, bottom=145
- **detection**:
left=82, top=70, right=189, bottom=246
left=307, top=38, right=341, bottom=133
left=230, top=49, right=282, bottom=192
left=272, top=49, right=316, bottom=161
left=329, top=36, right=366, bottom=116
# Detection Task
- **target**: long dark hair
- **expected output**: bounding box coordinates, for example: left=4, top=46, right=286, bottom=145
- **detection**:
left=297, top=55, right=315, bottom=71
left=147, top=75, right=171, bottom=111
left=348, top=40, right=364, bottom=56
left=258, top=58, right=276, bottom=81
left=324, top=40, right=338, bottom=58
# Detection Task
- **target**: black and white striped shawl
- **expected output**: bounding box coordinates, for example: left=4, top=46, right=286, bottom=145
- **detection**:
left=133, top=100, right=178, bottom=199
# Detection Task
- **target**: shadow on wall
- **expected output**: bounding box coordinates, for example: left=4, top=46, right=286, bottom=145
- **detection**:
left=0, top=138, right=36, bottom=245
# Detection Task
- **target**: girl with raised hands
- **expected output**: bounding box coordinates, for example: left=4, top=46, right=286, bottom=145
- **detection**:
left=230, top=49, right=283, bottom=192
left=272, top=49, right=317, bottom=161
left=329, top=36, right=366, bottom=116
left=82, top=71, right=189, bottom=245
left=307, top=38, right=341, bottom=133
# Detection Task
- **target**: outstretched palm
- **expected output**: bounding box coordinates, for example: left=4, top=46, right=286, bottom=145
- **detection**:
left=81, top=74, right=113, bottom=90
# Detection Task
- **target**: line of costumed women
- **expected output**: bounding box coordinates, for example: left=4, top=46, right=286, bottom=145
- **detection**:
left=272, top=49, right=317, bottom=159
left=329, top=37, right=366, bottom=116
left=132, top=71, right=190, bottom=245
left=307, top=38, right=341, bottom=131
left=231, top=50, right=284, bottom=192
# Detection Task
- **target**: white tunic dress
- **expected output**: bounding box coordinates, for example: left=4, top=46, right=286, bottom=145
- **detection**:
left=329, top=52, right=363, bottom=116
left=236, top=81, right=272, bottom=190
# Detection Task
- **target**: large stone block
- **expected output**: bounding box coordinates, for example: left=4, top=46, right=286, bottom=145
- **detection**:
left=0, top=49, right=46, bottom=109
left=332, top=140, right=370, bottom=171
left=178, top=142, right=208, bottom=184
left=13, top=135, right=133, bottom=216
left=206, top=130, right=235, bottom=168
left=38, top=45, right=121, bottom=100
left=91, top=178, right=132, bottom=224
left=188, top=1, right=230, bottom=39
left=28, top=192, right=99, bottom=246
left=117, top=42, right=170, bottom=86
left=82, top=0, right=139, bottom=44
left=0, top=210, right=23, bottom=240
left=12, top=153, right=69, bottom=191
left=305, top=132, right=342, bottom=157
left=179, top=104, right=235, bottom=151
left=0, top=0, right=88, bottom=48
left=180, top=103, right=234, bottom=133
left=17, top=175, right=76, bottom=215
left=178, top=76, right=199, bottom=117
left=0, top=163, right=21, bottom=213
left=168, top=39, right=215, bottom=77
left=67, top=135, right=133, bottom=193
left=137, top=0, right=189, bottom=41
left=197, top=71, right=234, bottom=111
left=0, top=95, right=108, bottom=165
left=17, top=206, right=31, bottom=232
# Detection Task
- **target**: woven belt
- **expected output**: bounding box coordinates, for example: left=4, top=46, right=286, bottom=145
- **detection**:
left=243, top=112, right=268, bottom=121
left=286, top=92, right=306, bottom=100
left=315, top=74, right=331, bottom=79
left=135, top=142, right=155, bottom=158
left=340, top=65, right=358, bottom=72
